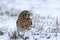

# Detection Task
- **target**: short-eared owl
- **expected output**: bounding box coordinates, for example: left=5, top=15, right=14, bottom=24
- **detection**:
left=16, top=10, right=32, bottom=31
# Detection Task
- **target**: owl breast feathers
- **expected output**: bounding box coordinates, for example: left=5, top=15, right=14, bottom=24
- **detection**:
left=16, top=10, right=32, bottom=31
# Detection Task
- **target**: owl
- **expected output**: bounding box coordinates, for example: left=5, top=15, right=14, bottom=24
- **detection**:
left=16, top=10, right=32, bottom=32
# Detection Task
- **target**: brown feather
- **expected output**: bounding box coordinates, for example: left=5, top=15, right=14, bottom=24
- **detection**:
left=16, top=10, right=32, bottom=31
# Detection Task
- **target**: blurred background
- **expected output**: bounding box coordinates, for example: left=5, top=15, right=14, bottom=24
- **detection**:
left=0, top=0, right=60, bottom=40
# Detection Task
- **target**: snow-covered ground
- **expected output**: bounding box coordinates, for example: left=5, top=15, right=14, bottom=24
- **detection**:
left=0, top=0, right=60, bottom=40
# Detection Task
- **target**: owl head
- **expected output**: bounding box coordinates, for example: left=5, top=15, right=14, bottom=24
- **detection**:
left=18, top=10, right=31, bottom=19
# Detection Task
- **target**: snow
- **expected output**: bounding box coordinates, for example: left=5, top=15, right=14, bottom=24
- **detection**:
left=0, top=0, right=60, bottom=40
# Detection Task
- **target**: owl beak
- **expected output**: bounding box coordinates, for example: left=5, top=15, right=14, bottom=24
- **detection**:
left=27, top=15, right=29, bottom=17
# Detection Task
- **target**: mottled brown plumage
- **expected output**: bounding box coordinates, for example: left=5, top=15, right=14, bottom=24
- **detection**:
left=16, top=10, right=32, bottom=31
